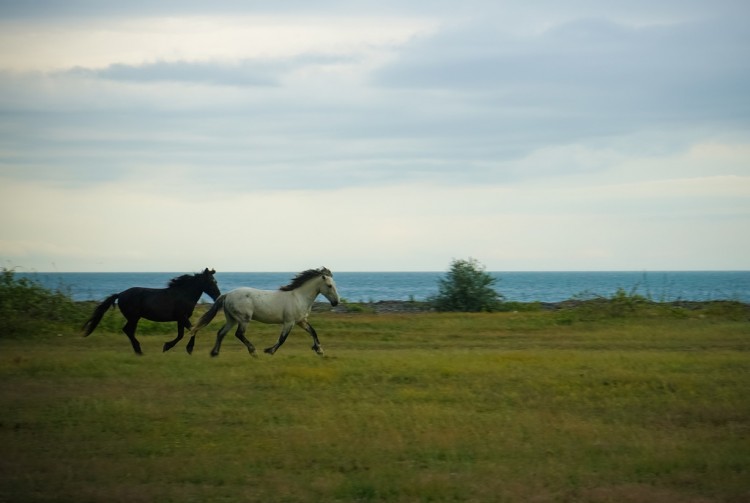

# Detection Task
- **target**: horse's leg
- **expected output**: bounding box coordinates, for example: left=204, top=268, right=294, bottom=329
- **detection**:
left=264, top=322, right=294, bottom=355
left=297, top=320, right=324, bottom=355
left=185, top=320, right=199, bottom=354
left=234, top=322, right=257, bottom=357
left=122, top=318, right=143, bottom=355
left=163, top=319, right=188, bottom=352
left=186, top=333, right=196, bottom=354
left=210, top=315, right=237, bottom=357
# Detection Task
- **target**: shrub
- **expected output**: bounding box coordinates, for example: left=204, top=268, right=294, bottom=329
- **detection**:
left=0, top=268, right=79, bottom=337
left=431, top=258, right=503, bottom=312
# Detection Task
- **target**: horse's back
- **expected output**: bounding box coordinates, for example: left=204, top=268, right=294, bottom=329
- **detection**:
left=117, top=286, right=192, bottom=322
left=225, top=287, right=286, bottom=323
left=117, top=286, right=168, bottom=304
left=225, top=287, right=277, bottom=308
left=116, top=287, right=155, bottom=307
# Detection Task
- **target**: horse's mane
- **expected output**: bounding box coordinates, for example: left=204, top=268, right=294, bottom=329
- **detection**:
left=279, top=267, right=332, bottom=291
left=168, top=273, right=198, bottom=289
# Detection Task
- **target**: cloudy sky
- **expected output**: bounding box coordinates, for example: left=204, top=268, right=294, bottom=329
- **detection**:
left=1, top=1, right=748, bottom=272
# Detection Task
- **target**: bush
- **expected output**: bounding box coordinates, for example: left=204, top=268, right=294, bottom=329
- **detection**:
left=0, top=268, right=79, bottom=337
left=431, top=258, right=503, bottom=312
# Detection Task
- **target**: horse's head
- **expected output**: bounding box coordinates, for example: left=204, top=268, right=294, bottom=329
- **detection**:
left=318, top=267, right=339, bottom=307
left=201, top=268, right=221, bottom=301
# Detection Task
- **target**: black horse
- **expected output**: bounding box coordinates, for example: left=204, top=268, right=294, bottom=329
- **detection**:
left=82, top=268, right=221, bottom=354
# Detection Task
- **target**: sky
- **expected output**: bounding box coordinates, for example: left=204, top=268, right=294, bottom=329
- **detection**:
left=0, top=1, right=749, bottom=272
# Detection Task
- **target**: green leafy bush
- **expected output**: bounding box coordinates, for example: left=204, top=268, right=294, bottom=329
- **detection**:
left=0, top=268, right=79, bottom=337
left=431, top=258, right=503, bottom=312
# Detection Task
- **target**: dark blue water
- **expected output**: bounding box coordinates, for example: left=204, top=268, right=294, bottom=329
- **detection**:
left=17, top=271, right=750, bottom=303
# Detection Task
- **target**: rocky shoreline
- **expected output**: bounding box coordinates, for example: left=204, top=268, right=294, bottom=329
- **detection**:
left=311, top=300, right=431, bottom=314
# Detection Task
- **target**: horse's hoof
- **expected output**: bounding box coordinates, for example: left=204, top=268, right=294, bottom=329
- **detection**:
left=210, top=351, right=219, bottom=357
left=162, top=344, right=171, bottom=352
left=250, top=351, right=258, bottom=358
left=312, top=346, right=325, bottom=355
left=264, top=347, right=275, bottom=355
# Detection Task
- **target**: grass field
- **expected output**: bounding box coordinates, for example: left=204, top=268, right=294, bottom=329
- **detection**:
left=1, top=307, right=749, bottom=502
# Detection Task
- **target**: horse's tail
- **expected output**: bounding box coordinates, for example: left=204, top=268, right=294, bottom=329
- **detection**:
left=186, top=295, right=226, bottom=354
left=82, top=293, right=119, bottom=336
left=191, top=294, right=226, bottom=334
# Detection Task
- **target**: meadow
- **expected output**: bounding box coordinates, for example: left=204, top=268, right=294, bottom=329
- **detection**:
left=1, top=302, right=749, bottom=502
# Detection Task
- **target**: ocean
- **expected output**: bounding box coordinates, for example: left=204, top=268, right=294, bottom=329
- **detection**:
left=17, top=270, right=750, bottom=304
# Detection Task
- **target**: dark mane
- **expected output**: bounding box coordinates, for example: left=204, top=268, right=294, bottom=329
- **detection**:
left=279, top=267, right=332, bottom=291
left=168, top=273, right=197, bottom=289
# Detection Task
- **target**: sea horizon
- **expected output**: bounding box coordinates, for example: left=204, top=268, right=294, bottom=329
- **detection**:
left=15, top=270, right=750, bottom=304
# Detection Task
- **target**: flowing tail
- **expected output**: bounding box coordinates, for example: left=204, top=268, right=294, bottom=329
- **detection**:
left=186, top=294, right=225, bottom=354
left=82, top=293, right=119, bottom=336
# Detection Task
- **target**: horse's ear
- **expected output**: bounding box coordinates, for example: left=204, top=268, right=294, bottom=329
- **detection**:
left=210, top=268, right=216, bottom=275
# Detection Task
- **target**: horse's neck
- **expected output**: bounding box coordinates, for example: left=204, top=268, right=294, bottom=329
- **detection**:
left=292, top=279, right=321, bottom=306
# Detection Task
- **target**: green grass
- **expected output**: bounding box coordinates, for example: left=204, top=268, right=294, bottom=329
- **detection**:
left=1, top=308, right=749, bottom=502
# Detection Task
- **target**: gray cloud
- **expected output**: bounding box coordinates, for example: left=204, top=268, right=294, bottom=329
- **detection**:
left=65, top=54, right=357, bottom=87
left=2, top=0, right=744, bottom=19
left=0, top=0, right=309, bottom=18
left=1, top=2, right=749, bottom=193
left=72, top=61, right=279, bottom=87
left=374, top=15, right=750, bottom=124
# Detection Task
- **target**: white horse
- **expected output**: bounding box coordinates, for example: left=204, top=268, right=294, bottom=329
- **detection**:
left=186, top=267, right=340, bottom=357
